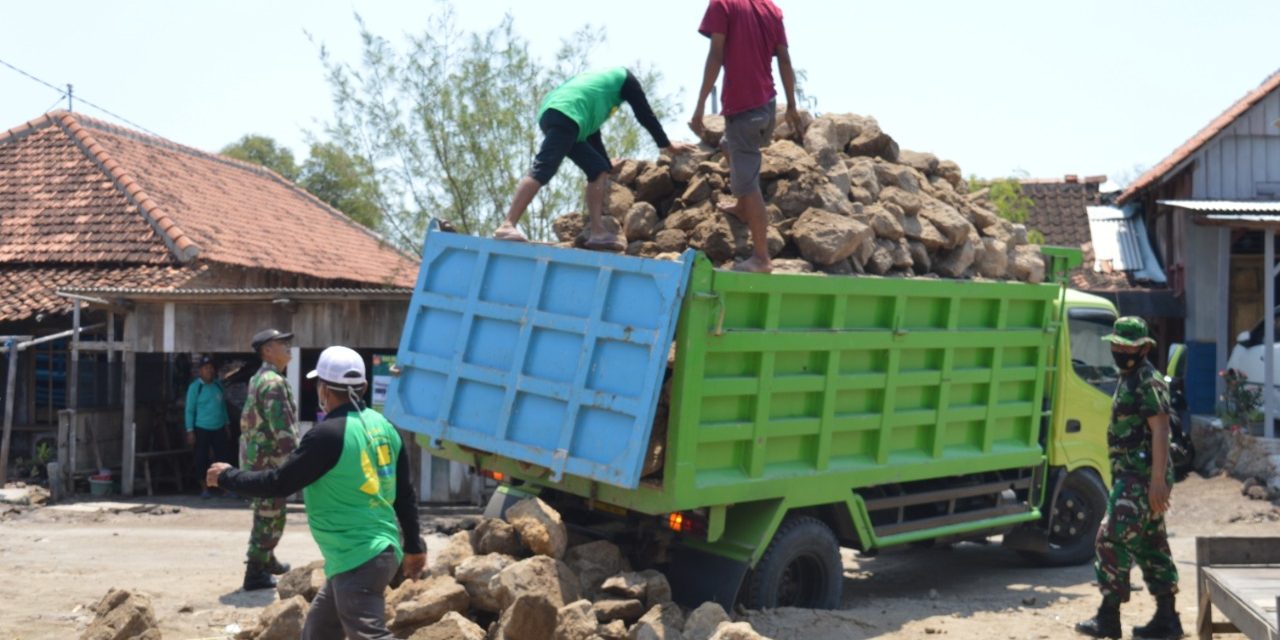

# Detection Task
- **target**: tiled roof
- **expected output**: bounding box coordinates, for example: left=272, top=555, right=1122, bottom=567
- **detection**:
left=0, top=111, right=418, bottom=288
left=1119, top=68, right=1280, bottom=204
left=0, top=264, right=199, bottom=323
left=1020, top=179, right=1102, bottom=249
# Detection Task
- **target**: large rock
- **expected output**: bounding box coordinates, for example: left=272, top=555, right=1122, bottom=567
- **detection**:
left=965, top=205, right=1000, bottom=230
left=846, top=157, right=881, bottom=200
left=696, top=114, right=727, bottom=147
left=601, top=573, right=648, bottom=600
left=866, top=204, right=904, bottom=241
left=81, top=589, right=160, bottom=640
left=407, top=611, right=487, bottom=640
left=599, top=619, right=629, bottom=640
left=825, top=163, right=852, bottom=199
left=771, top=105, right=814, bottom=141
left=276, top=560, right=325, bottom=602
left=803, top=116, right=853, bottom=168
left=709, top=622, right=769, bottom=640
left=506, top=497, right=568, bottom=559
left=679, top=174, right=716, bottom=206
left=628, top=603, right=686, bottom=640
left=899, top=150, right=940, bottom=175
left=614, top=159, right=645, bottom=188
left=635, top=166, right=676, bottom=204
left=608, top=182, right=636, bottom=219
left=689, top=217, right=737, bottom=264
left=455, top=553, right=516, bottom=613
left=555, top=600, right=598, bottom=640
left=865, top=238, right=895, bottom=275
left=767, top=174, right=827, bottom=219
left=901, top=214, right=946, bottom=251
left=563, top=540, right=627, bottom=598
left=935, top=239, right=977, bottom=278
left=654, top=229, right=689, bottom=254
left=761, top=140, right=819, bottom=179
left=638, top=570, right=673, bottom=610
left=666, top=150, right=710, bottom=183
left=1010, top=245, right=1046, bottom=283
left=429, top=530, right=475, bottom=576
left=684, top=602, right=732, bottom=640
left=474, top=518, right=524, bottom=557
left=593, top=598, right=647, bottom=623
left=389, top=575, right=470, bottom=636
left=553, top=213, right=586, bottom=243
left=845, top=116, right=899, bottom=161
left=624, top=203, right=661, bottom=242
left=791, top=208, right=873, bottom=266
left=937, top=159, right=964, bottom=188
left=815, top=181, right=855, bottom=217
left=975, top=238, right=1009, bottom=279
left=664, top=203, right=717, bottom=233
left=878, top=186, right=922, bottom=216
left=919, top=201, right=972, bottom=249
left=495, top=594, right=559, bottom=640
left=908, top=240, right=932, bottom=274
left=253, top=595, right=308, bottom=640
left=890, top=237, right=914, bottom=271
left=490, top=555, right=582, bottom=610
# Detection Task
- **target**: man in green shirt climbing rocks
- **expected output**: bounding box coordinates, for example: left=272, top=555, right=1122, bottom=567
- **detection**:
left=1075, top=316, right=1182, bottom=640
left=494, top=67, right=696, bottom=250
left=209, top=345, right=425, bottom=639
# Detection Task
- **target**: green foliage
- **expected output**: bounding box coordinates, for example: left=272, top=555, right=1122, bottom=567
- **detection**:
left=969, top=174, right=1043, bottom=242
left=316, top=5, right=678, bottom=246
left=1027, top=229, right=1046, bottom=245
left=1218, top=368, right=1262, bottom=432
left=34, top=442, right=53, bottom=465
left=221, top=135, right=300, bottom=181
left=298, top=142, right=384, bottom=229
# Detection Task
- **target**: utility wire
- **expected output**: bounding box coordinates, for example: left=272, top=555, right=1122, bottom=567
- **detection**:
left=0, top=56, right=164, bottom=138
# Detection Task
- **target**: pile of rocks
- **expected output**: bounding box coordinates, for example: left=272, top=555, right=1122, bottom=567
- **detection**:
left=552, top=108, right=1045, bottom=282
left=79, top=588, right=161, bottom=640
left=240, top=496, right=771, bottom=640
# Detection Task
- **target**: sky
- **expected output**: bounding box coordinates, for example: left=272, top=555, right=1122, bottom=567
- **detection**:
left=2, top=0, right=1278, bottom=184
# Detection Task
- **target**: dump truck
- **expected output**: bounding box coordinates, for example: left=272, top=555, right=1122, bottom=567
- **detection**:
left=384, top=226, right=1119, bottom=610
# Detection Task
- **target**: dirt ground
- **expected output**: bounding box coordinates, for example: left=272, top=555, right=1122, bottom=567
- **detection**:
left=0, top=474, right=1275, bottom=639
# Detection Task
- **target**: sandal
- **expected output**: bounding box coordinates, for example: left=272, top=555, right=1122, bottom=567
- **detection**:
left=493, top=225, right=529, bottom=242
left=583, top=236, right=626, bottom=253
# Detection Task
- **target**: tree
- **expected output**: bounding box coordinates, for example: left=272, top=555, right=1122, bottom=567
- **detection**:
left=221, top=135, right=300, bottom=182
left=969, top=175, right=1044, bottom=244
left=316, top=5, right=678, bottom=248
left=299, top=142, right=384, bottom=230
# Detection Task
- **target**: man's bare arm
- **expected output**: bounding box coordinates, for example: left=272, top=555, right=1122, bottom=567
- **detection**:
left=690, top=33, right=727, bottom=137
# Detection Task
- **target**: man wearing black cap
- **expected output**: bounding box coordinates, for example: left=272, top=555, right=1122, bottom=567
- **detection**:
left=239, top=328, right=299, bottom=590
left=185, top=355, right=231, bottom=499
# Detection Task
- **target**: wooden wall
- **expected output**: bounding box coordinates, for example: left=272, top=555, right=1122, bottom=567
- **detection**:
left=131, top=299, right=409, bottom=353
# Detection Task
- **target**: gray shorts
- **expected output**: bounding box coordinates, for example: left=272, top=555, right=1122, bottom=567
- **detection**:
left=723, top=99, right=777, bottom=196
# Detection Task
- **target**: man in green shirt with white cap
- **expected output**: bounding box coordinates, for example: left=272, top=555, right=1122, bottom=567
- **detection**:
left=209, top=346, right=425, bottom=639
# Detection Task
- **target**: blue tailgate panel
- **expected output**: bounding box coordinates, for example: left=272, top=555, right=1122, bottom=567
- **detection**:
left=385, top=229, right=694, bottom=489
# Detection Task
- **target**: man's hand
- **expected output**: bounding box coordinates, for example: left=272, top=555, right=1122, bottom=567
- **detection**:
left=663, top=141, right=699, bottom=156
left=186, top=431, right=196, bottom=448
left=610, top=158, right=627, bottom=175
left=785, top=105, right=806, bottom=138
left=402, top=553, right=427, bottom=580
left=688, top=105, right=706, bottom=138
left=206, top=462, right=232, bottom=488
left=1149, top=477, right=1171, bottom=514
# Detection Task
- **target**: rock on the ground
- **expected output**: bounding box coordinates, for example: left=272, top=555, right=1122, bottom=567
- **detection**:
left=593, top=598, right=647, bottom=624
left=628, top=603, right=686, bottom=640
left=408, top=611, right=486, bottom=640
left=474, top=518, right=524, bottom=557
left=429, top=530, right=475, bottom=576
left=505, top=497, right=568, bottom=559
left=253, top=595, right=309, bottom=640
left=638, top=570, right=673, bottom=610
left=494, top=593, right=559, bottom=640
left=791, top=208, right=873, bottom=266
left=555, top=599, right=598, bottom=640
left=81, top=589, right=161, bottom=640
left=684, top=602, right=732, bottom=640
left=563, top=540, right=627, bottom=598
left=709, top=622, right=769, bottom=640
left=388, top=575, right=470, bottom=636
left=455, top=553, right=516, bottom=613
left=489, top=555, right=582, bottom=610
left=276, top=560, right=326, bottom=603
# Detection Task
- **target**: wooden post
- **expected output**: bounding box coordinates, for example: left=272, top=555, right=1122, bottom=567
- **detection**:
left=0, top=339, right=20, bottom=483
left=69, top=302, right=80, bottom=412
left=1267, top=228, right=1276, bottom=438
left=121, top=314, right=137, bottom=497
left=1215, top=227, right=1230, bottom=403
left=107, top=312, right=116, bottom=405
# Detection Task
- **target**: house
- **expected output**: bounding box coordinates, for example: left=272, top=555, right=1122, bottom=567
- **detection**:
left=0, top=111, right=435, bottom=495
left=1119, top=68, right=1280, bottom=428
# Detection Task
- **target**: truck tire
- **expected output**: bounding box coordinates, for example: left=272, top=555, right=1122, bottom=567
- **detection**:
left=741, top=516, right=843, bottom=610
left=1021, top=469, right=1108, bottom=567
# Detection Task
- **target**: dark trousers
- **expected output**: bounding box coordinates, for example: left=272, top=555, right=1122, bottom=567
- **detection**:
left=303, top=546, right=399, bottom=640
left=193, top=427, right=233, bottom=488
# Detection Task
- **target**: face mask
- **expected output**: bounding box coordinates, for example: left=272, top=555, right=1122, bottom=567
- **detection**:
left=1112, top=350, right=1140, bottom=372
left=317, top=383, right=328, bottom=414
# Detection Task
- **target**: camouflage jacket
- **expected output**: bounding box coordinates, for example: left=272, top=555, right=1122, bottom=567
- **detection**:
left=240, top=362, right=298, bottom=469
left=1109, top=360, right=1173, bottom=482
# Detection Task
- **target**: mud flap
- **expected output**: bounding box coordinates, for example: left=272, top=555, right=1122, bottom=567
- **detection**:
left=663, top=544, right=751, bottom=610
left=483, top=484, right=539, bottom=519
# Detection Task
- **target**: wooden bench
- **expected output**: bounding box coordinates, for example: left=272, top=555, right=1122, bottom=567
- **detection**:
left=134, top=449, right=190, bottom=497
left=1197, top=537, right=1280, bottom=639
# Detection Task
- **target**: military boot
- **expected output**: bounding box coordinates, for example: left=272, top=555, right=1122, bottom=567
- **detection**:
left=242, top=561, right=277, bottom=591
left=266, top=554, right=291, bottom=576
left=1133, top=594, right=1184, bottom=639
left=1075, top=602, right=1122, bottom=638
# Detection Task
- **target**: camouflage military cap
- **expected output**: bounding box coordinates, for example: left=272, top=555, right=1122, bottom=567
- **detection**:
left=1102, top=316, right=1156, bottom=347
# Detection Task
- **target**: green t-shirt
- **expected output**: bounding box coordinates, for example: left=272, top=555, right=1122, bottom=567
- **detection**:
left=304, top=407, right=404, bottom=577
left=539, top=67, right=628, bottom=142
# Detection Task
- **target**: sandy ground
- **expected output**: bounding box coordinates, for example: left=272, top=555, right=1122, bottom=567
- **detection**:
left=0, top=474, right=1275, bottom=639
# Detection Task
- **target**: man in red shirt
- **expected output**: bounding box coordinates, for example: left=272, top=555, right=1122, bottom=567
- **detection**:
left=690, top=0, right=802, bottom=274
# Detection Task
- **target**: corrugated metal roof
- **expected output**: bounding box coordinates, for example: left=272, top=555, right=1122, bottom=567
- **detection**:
left=1085, top=205, right=1168, bottom=284
left=1158, top=199, right=1280, bottom=212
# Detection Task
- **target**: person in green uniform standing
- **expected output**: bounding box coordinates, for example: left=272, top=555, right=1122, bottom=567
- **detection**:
left=239, top=328, right=299, bottom=590
left=209, top=346, right=425, bottom=640
left=494, top=67, right=696, bottom=249
left=1076, top=316, right=1182, bottom=639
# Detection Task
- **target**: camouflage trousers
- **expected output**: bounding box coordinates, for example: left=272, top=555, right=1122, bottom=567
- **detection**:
left=246, top=497, right=287, bottom=565
left=1094, top=474, right=1178, bottom=604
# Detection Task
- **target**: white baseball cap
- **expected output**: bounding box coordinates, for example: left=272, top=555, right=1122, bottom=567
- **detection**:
left=307, top=346, right=367, bottom=387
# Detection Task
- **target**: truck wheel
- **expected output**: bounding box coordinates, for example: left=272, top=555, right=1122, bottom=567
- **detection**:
left=741, top=516, right=843, bottom=610
left=1021, top=469, right=1107, bottom=567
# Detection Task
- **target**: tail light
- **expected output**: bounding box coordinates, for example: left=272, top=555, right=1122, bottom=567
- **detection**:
left=479, top=469, right=505, bottom=482
left=664, top=511, right=707, bottom=537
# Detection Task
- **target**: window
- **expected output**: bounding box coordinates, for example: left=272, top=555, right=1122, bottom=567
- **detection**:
left=1068, top=309, right=1119, bottom=395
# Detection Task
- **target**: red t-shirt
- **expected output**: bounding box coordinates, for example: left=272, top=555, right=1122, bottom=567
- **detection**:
left=698, top=0, right=788, bottom=116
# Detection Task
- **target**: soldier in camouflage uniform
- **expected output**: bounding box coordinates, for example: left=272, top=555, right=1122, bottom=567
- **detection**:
left=239, top=328, right=299, bottom=591
left=1076, top=316, right=1182, bottom=639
